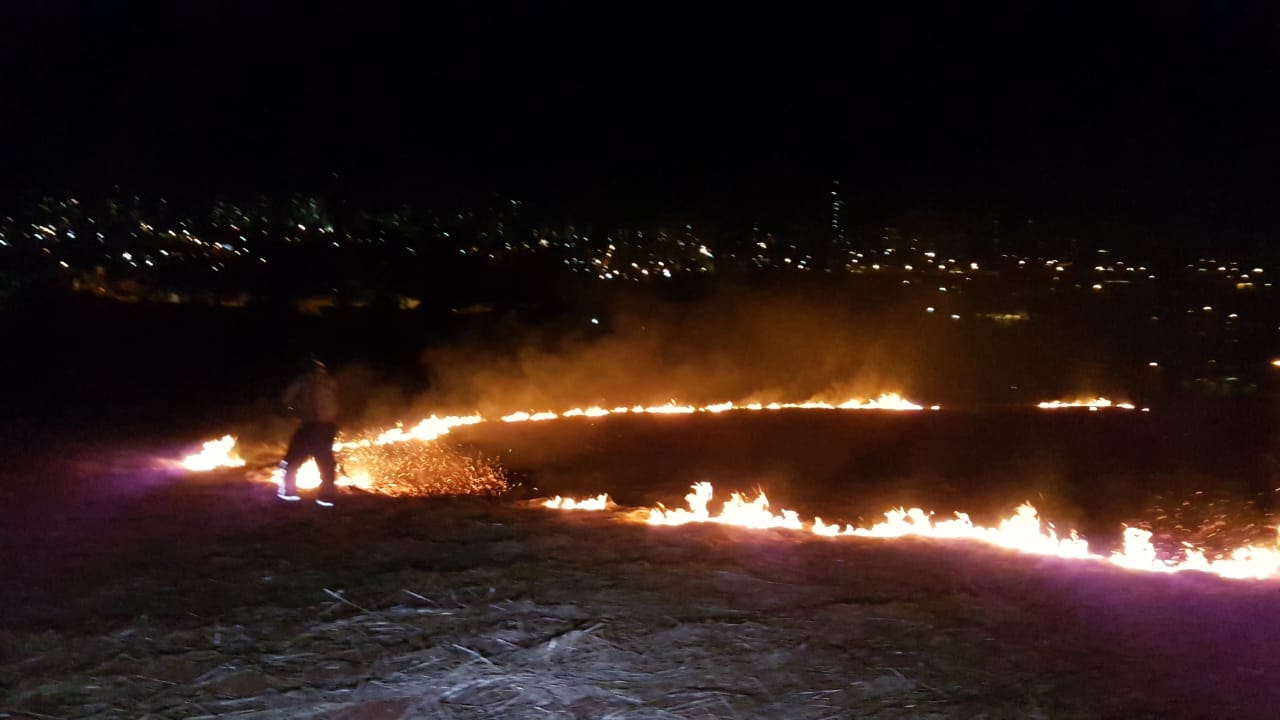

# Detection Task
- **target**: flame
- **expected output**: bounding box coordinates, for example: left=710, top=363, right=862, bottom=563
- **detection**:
left=267, top=460, right=370, bottom=492
left=647, top=481, right=804, bottom=530
left=175, top=392, right=969, bottom=494
left=498, top=393, right=934, bottom=421
left=637, top=402, right=697, bottom=414
left=1038, top=397, right=1138, bottom=410
left=837, top=393, right=925, bottom=410
left=562, top=406, right=612, bottom=417
left=307, top=414, right=492, bottom=494
left=181, top=400, right=1280, bottom=580
left=501, top=411, right=559, bottom=422
left=181, top=415, right=492, bottom=493
left=537, top=482, right=1280, bottom=582
left=1108, top=527, right=1280, bottom=580
left=345, top=415, right=483, bottom=447
left=181, top=435, right=245, bottom=471
left=847, top=504, right=1094, bottom=559
left=543, top=493, right=612, bottom=510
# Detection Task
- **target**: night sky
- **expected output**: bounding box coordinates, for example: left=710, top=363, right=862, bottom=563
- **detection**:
left=3, top=2, right=1278, bottom=246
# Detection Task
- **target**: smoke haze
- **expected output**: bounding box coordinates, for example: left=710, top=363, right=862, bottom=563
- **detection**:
left=415, top=284, right=937, bottom=417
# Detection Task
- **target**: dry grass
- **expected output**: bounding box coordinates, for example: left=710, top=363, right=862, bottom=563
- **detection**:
left=5, top=421, right=1278, bottom=719
left=1, top=488, right=1138, bottom=719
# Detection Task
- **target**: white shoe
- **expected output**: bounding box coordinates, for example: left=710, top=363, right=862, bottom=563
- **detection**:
left=315, top=498, right=335, bottom=508
left=278, top=493, right=302, bottom=502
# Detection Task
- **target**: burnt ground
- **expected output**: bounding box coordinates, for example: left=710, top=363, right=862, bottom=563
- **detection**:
left=3, top=412, right=1280, bottom=719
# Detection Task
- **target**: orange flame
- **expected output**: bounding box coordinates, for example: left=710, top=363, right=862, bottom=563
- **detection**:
left=497, top=393, right=935, bottom=422
left=182, top=403, right=1280, bottom=581
left=342, top=415, right=484, bottom=447
left=543, top=493, right=612, bottom=511
left=180, top=435, right=245, bottom=471
left=543, top=482, right=1280, bottom=581
left=646, top=481, right=804, bottom=530
left=1037, top=397, right=1138, bottom=411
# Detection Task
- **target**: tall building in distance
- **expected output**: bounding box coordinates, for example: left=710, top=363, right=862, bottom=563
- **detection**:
left=830, top=180, right=846, bottom=246
left=825, top=179, right=850, bottom=269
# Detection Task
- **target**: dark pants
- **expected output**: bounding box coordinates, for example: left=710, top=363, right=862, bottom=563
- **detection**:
left=281, top=421, right=338, bottom=498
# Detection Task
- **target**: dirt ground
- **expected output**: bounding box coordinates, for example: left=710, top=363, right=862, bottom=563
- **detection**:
left=4, top=419, right=1280, bottom=719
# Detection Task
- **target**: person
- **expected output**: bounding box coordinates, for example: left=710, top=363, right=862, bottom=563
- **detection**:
left=278, top=356, right=341, bottom=506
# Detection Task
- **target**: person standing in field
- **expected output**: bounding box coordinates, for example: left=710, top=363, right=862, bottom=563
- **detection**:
left=278, top=356, right=341, bottom=506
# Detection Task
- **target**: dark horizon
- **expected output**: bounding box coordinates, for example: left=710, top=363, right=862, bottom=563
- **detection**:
left=3, top=2, right=1279, bottom=251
